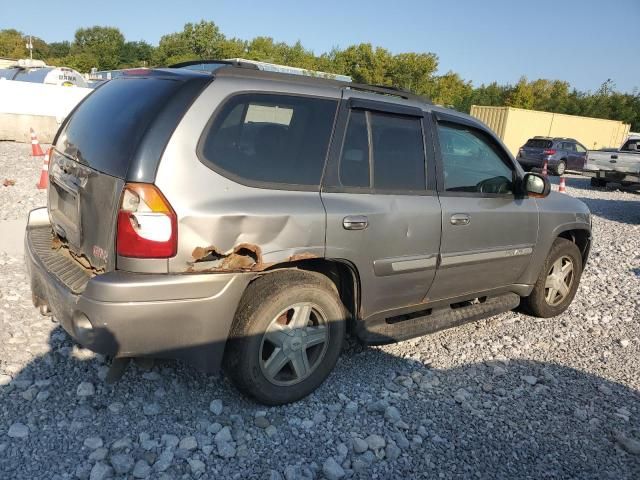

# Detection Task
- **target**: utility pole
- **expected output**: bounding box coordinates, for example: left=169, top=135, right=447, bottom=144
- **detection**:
left=26, top=35, right=33, bottom=60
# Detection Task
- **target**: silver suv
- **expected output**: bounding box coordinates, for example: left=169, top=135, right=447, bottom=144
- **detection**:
left=25, top=61, right=592, bottom=404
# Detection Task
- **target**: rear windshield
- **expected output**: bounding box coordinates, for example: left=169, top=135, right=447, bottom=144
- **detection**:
left=56, top=78, right=185, bottom=177
left=524, top=139, right=553, bottom=149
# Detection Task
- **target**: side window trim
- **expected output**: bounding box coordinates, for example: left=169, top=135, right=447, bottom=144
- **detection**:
left=433, top=114, right=519, bottom=198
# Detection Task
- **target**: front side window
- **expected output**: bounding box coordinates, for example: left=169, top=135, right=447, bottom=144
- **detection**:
left=575, top=143, right=587, bottom=153
left=339, top=109, right=426, bottom=191
left=200, top=94, right=338, bottom=187
left=437, top=123, right=514, bottom=194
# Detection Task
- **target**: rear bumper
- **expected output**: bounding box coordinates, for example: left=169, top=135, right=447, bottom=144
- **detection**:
left=517, top=156, right=557, bottom=168
left=25, top=207, right=255, bottom=373
left=583, top=170, right=640, bottom=184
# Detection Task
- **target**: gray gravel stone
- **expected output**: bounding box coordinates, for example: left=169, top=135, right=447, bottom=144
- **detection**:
left=365, top=434, right=385, bottom=451
left=351, top=437, right=366, bottom=453
left=614, top=431, right=640, bottom=455
left=83, top=437, right=103, bottom=449
left=89, top=462, right=113, bottom=480
left=89, top=448, right=108, bottom=462
left=142, top=402, right=161, bottom=416
left=322, top=457, right=345, bottom=480
left=76, top=382, right=95, bottom=397
left=132, top=459, right=151, bottom=478
left=7, top=422, right=29, bottom=438
left=255, top=416, right=270, bottom=429
left=179, top=436, right=198, bottom=451
left=209, top=398, right=223, bottom=415
left=153, top=449, right=174, bottom=472
left=110, top=453, right=134, bottom=474
left=189, top=458, right=206, bottom=474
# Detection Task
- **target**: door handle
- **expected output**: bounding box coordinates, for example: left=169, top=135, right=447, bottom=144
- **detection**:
left=343, top=215, right=368, bottom=230
left=450, top=214, right=470, bottom=226
left=611, top=154, right=618, bottom=159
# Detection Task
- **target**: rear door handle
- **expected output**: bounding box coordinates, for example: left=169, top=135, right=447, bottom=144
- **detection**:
left=450, top=214, right=470, bottom=226
left=343, top=215, right=368, bottom=230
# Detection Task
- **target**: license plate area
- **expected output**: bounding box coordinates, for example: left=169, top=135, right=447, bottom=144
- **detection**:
left=49, top=177, right=82, bottom=248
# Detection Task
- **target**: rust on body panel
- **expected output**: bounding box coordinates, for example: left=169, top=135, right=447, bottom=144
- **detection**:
left=189, top=243, right=319, bottom=273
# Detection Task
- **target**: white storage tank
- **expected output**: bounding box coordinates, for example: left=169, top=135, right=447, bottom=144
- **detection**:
left=0, top=60, right=88, bottom=88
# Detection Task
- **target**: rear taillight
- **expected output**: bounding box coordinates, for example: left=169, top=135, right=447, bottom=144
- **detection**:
left=116, top=183, right=177, bottom=258
left=543, top=149, right=556, bottom=155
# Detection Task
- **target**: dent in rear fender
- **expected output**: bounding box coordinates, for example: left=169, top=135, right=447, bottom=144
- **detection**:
left=153, top=76, right=339, bottom=273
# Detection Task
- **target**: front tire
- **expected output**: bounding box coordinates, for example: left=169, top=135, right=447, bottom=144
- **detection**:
left=223, top=270, right=347, bottom=405
left=521, top=238, right=583, bottom=318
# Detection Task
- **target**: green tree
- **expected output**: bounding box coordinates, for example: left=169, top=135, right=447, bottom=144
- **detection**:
left=0, top=29, right=48, bottom=60
left=47, top=41, right=71, bottom=59
left=332, top=43, right=392, bottom=85
left=72, top=26, right=124, bottom=70
left=62, top=52, right=99, bottom=72
left=120, top=41, right=154, bottom=67
left=506, top=77, right=535, bottom=109
left=387, top=52, right=438, bottom=96
left=430, top=72, right=473, bottom=109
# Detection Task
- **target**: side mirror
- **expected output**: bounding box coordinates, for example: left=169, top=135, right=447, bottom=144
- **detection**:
left=523, top=172, right=551, bottom=198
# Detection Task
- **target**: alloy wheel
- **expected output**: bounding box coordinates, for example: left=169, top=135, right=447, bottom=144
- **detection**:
left=259, top=303, right=330, bottom=386
left=544, top=255, right=574, bottom=306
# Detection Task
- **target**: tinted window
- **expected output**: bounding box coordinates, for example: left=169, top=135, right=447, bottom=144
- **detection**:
left=201, top=94, right=337, bottom=186
left=370, top=112, right=425, bottom=190
left=621, top=139, right=640, bottom=151
left=57, top=78, right=186, bottom=177
left=340, top=110, right=369, bottom=187
left=438, top=123, right=513, bottom=194
left=525, top=138, right=553, bottom=149
left=562, top=142, right=576, bottom=152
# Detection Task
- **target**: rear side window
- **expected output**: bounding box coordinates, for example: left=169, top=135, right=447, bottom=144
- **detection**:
left=339, top=109, right=426, bottom=191
left=200, top=94, right=338, bottom=187
left=370, top=112, right=425, bottom=190
left=524, top=139, right=553, bottom=149
left=57, top=78, right=186, bottom=178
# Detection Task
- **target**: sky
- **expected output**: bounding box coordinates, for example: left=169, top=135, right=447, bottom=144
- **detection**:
left=2, top=0, right=639, bottom=92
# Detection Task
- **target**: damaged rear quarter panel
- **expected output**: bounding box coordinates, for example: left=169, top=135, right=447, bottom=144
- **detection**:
left=153, top=77, right=337, bottom=273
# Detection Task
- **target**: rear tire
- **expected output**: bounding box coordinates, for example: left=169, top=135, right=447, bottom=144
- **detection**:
left=521, top=238, right=582, bottom=318
left=223, top=270, right=347, bottom=405
left=553, top=160, right=566, bottom=176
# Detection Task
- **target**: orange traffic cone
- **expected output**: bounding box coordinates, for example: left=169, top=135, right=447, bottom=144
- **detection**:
left=541, top=159, right=548, bottom=176
left=30, top=128, right=45, bottom=157
left=558, top=176, right=566, bottom=193
left=36, top=148, right=51, bottom=190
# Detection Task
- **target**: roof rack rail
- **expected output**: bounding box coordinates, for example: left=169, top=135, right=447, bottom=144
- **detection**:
left=347, top=83, right=431, bottom=103
left=168, top=59, right=431, bottom=104
left=168, top=59, right=259, bottom=71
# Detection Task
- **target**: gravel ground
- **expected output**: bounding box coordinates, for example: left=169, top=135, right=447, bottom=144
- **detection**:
left=1, top=141, right=639, bottom=479
left=0, top=142, right=48, bottom=221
